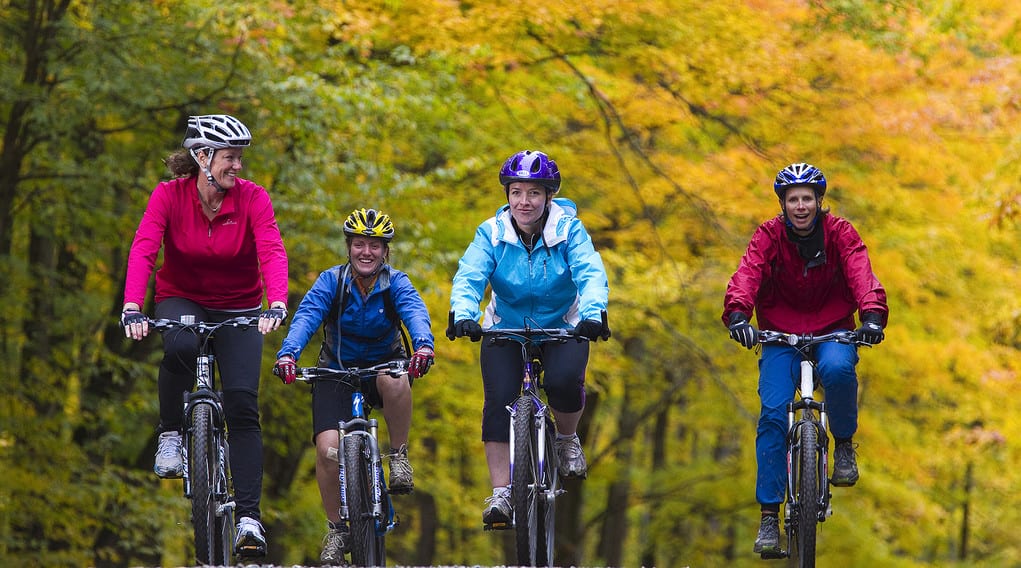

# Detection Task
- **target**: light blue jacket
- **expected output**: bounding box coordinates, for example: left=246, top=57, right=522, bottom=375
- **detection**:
left=450, top=198, right=609, bottom=330
left=278, top=264, right=433, bottom=367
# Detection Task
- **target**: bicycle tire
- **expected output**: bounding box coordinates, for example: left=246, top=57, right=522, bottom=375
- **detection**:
left=189, top=403, right=223, bottom=565
left=792, top=419, right=819, bottom=567
left=512, top=395, right=549, bottom=566
left=345, top=436, right=384, bottom=567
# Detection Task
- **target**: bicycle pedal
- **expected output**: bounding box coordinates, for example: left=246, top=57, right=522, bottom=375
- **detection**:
left=236, top=546, right=266, bottom=559
left=483, top=521, right=513, bottom=531
left=759, top=549, right=787, bottom=560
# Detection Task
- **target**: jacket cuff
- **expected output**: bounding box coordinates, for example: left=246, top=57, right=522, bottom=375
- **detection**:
left=861, top=311, right=884, bottom=326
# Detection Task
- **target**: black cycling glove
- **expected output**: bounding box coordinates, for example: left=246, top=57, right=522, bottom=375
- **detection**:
left=728, top=312, right=758, bottom=350
left=855, top=311, right=885, bottom=345
left=453, top=319, right=483, bottom=341
left=574, top=319, right=605, bottom=341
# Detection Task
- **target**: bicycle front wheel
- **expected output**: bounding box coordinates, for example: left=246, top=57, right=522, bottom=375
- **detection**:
left=345, top=436, right=385, bottom=567
left=189, top=404, right=225, bottom=565
left=511, top=395, right=551, bottom=567
left=791, top=419, right=819, bottom=567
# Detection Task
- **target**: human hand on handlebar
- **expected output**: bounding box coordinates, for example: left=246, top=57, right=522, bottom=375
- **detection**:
left=121, top=307, right=149, bottom=341
left=855, top=312, right=885, bottom=345
left=728, top=312, right=757, bottom=349
left=258, top=305, right=287, bottom=335
left=273, top=355, right=297, bottom=384
left=409, top=346, right=434, bottom=378
left=574, top=319, right=607, bottom=341
left=452, top=319, right=483, bottom=341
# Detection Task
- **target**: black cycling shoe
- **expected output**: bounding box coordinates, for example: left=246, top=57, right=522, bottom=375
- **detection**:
left=831, top=441, right=859, bottom=487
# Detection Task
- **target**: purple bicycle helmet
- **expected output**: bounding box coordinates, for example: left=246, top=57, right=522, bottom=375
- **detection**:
left=499, top=150, right=561, bottom=193
left=773, top=162, right=827, bottom=199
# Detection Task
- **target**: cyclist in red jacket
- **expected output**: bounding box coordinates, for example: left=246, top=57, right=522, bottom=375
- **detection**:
left=722, top=163, right=888, bottom=555
left=120, top=114, right=288, bottom=557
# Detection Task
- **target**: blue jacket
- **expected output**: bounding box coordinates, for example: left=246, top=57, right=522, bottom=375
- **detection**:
left=450, top=198, right=609, bottom=329
left=278, top=264, right=433, bottom=367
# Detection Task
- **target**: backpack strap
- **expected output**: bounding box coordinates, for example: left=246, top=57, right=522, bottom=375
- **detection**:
left=326, top=264, right=412, bottom=356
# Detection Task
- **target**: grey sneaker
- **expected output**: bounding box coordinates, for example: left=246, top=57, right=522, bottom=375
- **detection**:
left=831, top=441, right=859, bottom=487
left=320, top=525, right=349, bottom=565
left=554, top=433, right=588, bottom=478
left=153, top=431, right=184, bottom=478
left=482, top=487, right=512, bottom=525
left=388, top=444, right=414, bottom=494
left=235, top=516, right=267, bottom=557
left=753, top=515, right=780, bottom=555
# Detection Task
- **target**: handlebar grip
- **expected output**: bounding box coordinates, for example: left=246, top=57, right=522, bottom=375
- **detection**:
left=446, top=311, right=456, bottom=341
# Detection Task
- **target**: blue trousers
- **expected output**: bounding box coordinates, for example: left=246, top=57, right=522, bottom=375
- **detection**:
left=755, top=338, right=859, bottom=506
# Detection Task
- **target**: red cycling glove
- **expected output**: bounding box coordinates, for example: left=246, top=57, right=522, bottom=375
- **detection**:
left=274, top=355, right=297, bottom=385
left=409, top=346, right=434, bottom=379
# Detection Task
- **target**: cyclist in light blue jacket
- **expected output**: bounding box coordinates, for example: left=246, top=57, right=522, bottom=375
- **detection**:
left=448, top=150, right=610, bottom=526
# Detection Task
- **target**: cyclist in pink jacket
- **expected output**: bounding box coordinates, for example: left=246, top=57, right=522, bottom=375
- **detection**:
left=722, top=163, right=888, bottom=555
left=120, top=114, right=288, bottom=557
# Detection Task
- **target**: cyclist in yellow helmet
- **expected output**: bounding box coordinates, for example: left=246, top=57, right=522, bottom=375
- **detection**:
left=273, top=208, right=434, bottom=565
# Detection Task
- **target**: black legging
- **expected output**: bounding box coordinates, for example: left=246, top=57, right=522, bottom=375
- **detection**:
left=479, top=338, right=589, bottom=442
left=155, top=297, right=264, bottom=521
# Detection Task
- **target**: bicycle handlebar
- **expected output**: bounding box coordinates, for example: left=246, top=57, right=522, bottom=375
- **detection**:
left=758, top=329, right=863, bottom=347
left=293, top=360, right=410, bottom=384
left=481, top=327, right=586, bottom=346
left=444, top=310, right=608, bottom=343
left=147, top=315, right=261, bottom=333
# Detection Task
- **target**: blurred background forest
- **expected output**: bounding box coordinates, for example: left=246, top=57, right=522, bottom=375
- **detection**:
left=3, top=0, right=1021, bottom=566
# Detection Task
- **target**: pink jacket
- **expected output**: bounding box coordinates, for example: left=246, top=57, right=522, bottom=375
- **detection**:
left=722, top=214, right=888, bottom=334
left=124, top=176, right=288, bottom=310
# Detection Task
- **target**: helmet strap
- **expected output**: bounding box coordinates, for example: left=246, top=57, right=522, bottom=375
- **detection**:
left=190, top=148, right=225, bottom=193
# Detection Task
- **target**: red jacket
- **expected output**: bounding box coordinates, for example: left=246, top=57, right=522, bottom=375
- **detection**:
left=124, top=176, right=288, bottom=310
left=722, top=214, right=888, bottom=334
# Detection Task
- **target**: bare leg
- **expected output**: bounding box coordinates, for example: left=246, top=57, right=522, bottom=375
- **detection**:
left=315, top=430, right=342, bottom=523
left=485, top=441, right=511, bottom=487
left=377, top=372, right=412, bottom=448
left=552, top=408, right=584, bottom=437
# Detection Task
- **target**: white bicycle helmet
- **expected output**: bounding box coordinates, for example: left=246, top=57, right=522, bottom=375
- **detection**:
left=182, top=114, right=252, bottom=150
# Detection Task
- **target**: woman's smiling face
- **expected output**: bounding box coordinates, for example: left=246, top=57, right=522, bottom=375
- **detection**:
left=348, top=236, right=387, bottom=277
left=782, top=186, right=819, bottom=235
left=507, top=181, right=550, bottom=233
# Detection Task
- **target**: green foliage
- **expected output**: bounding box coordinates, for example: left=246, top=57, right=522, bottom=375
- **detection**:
left=2, top=0, right=1021, bottom=566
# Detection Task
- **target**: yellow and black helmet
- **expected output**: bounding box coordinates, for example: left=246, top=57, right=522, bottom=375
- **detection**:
left=343, top=208, right=394, bottom=241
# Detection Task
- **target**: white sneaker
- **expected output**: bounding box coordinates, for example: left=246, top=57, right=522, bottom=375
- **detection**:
left=153, top=431, right=184, bottom=478
left=555, top=433, right=588, bottom=478
left=482, top=486, right=512, bottom=525
left=235, top=516, right=267, bottom=557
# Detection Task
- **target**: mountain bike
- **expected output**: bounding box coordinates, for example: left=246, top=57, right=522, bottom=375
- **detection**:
left=483, top=316, right=608, bottom=568
left=148, top=314, right=261, bottom=565
left=293, top=360, right=407, bottom=567
left=758, top=329, right=865, bottom=567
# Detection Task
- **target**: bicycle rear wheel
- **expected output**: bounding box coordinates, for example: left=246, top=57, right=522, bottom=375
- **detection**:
left=345, top=436, right=385, bottom=567
left=511, top=395, right=551, bottom=566
left=189, top=403, right=225, bottom=565
left=791, top=419, right=819, bottom=567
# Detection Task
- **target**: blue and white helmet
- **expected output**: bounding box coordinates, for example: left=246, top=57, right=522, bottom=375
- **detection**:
left=182, top=115, right=252, bottom=150
left=773, top=163, right=827, bottom=199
